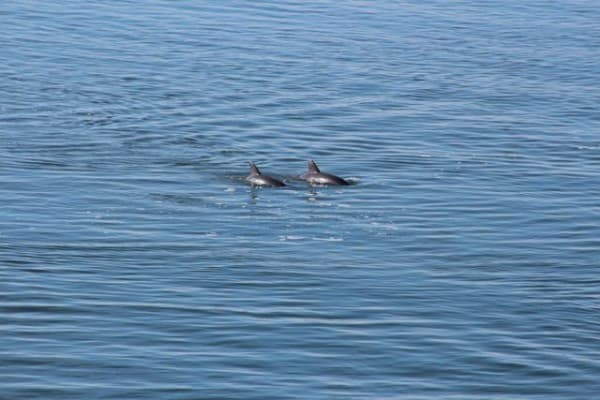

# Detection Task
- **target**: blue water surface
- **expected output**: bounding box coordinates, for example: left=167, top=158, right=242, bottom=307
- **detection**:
left=2, top=1, right=600, bottom=399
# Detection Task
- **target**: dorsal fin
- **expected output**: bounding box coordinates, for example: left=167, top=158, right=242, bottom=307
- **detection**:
left=307, top=159, right=320, bottom=173
left=248, top=161, right=261, bottom=175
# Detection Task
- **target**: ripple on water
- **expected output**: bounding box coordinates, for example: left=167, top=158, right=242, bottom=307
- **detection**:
left=2, top=0, right=600, bottom=398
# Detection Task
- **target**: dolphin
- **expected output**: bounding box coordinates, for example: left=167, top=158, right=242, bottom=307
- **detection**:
left=301, top=159, right=349, bottom=186
left=246, top=162, right=286, bottom=187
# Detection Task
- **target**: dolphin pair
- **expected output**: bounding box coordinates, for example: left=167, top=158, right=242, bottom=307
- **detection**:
left=246, top=160, right=349, bottom=187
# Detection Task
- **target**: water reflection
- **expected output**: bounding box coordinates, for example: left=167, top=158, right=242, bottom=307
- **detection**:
left=307, top=188, right=318, bottom=202
left=248, top=187, right=259, bottom=204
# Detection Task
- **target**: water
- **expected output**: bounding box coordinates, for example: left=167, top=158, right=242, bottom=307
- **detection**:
left=2, top=1, right=600, bottom=398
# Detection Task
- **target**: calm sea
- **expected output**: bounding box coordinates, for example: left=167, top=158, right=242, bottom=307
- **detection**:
left=2, top=1, right=600, bottom=398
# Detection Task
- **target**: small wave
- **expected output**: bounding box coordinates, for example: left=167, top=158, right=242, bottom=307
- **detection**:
left=279, top=235, right=305, bottom=241
left=311, top=236, right=344, bottom=242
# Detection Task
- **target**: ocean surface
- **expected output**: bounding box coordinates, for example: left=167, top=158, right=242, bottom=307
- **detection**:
left=2, top=1, right=600, bottom=398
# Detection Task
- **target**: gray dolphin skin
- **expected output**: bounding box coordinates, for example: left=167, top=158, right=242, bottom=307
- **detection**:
left=246, top=162, right=286, bottom=187
left=301, top=159, right=349, bottom=186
